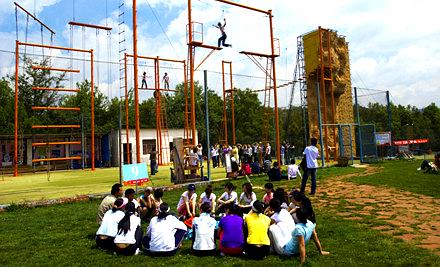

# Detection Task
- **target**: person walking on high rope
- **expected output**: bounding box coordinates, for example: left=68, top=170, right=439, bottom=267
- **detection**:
left=214, top=18, right=232, bottom=48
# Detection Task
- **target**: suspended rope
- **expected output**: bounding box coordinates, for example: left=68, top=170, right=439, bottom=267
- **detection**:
left=24, top=14, right=29, bottom=58
left=107, top=30, right=111, bottom=98
left=40, top=25, right=45, bottom=59
left=82, top=26, right=85, bottom=80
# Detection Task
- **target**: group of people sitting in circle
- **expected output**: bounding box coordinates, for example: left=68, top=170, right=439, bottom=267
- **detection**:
left=95, top=182, right=329, bottom=264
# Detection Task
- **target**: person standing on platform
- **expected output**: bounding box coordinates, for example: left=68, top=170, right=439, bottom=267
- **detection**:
left=162, top=73, right=170, bottom=90
left=141, top=71, right=148, bottom=89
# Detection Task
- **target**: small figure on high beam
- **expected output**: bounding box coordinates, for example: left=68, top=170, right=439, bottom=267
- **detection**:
left=214, top=18, right=232, bottom=48
left=162, top=72, right=170, bottom=90
left=141, top=71, right=148, bottom=89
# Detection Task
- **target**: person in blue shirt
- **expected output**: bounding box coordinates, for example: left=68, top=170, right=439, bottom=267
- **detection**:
left=282, top=207, right=329, bottom=264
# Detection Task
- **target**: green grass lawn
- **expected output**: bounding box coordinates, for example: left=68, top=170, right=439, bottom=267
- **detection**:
left=0, top=163, right=229, bottom=204
left=1, top=170, right=439, bottom=266
left=348, top=160, right=440, bottom=198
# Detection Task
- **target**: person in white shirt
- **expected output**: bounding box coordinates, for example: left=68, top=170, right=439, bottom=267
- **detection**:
left=177, top=184, right=197, bottom=218
left=113, top=202, right=142, bottom=255
left=143, top=203, right=188, bottom=256
left=197, top=144, right=203, bottom=166
left=217, top=182, right=238, bottom=214
left=238, top=182, right=257, bottom=214
left=268, top=198, right=296, bottom=255
left=198, top=185, right=216, bottom=214
left=287, top=158, right=302, bottom=180
left=301, top=137, right=319, bottom=195
left=192, top=202, right=217, bottom=256
left=95, top=198, right=127, bottom=250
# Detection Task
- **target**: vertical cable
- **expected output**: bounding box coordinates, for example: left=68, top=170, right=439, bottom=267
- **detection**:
left=15, top=6, right=19, bottom=41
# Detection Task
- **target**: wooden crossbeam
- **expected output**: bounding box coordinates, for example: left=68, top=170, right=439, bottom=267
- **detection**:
left=32, top=107, right=81, bottom=111
left=32, top=87, right=80, bottom=93
left=32, top=125, right=81, bottom=129
left=32, top=156, right=81, bottom=163
left=32, top=141, right=81, bottom=147
left=31, top=66, right=80, bottom=73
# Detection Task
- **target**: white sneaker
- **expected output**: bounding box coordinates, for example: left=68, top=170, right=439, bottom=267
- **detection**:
left=134, top=248, right=140, bottom=255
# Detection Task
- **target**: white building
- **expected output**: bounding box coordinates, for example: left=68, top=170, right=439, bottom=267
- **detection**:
left=111, top=128, right=198, bottom=166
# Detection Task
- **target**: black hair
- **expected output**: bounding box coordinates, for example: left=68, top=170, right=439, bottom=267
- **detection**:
left=158, top=202, right=171, bottom=220
left=273, top=161, right=279, bottom=167
left=252, top=200, right=264, bottom=214
left=153, top=188, right=164, bottom=199
left=224, top=182, right=235, bottom=191
left=290, top=158, right=296, bottom=164
left=296, top=207, right=309, bottom=224
left=269, top=198, right=282, bottom=213
left=242, top=182, right=252, bottom=194
left=274, top=188, right=288, bottom=204
left=200, top=202, right=212, bottom=213
left=111, top=183, right=123, bottom=195
left=205, top=185, right=213, bottom=198
left=117, top=202, right=135, bottom=236
left=292, top=190, right=316, bottom=223
left=112, top=198, right=124, bottom=212
left=264, top=182, right=274, bottom=191
left=226, top=204, right=240, bottom=216
left=125, top=188, right=135, bottom=197
left=311, top=137, right=318, bottom=146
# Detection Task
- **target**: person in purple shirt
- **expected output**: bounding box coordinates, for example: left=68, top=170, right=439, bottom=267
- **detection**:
left=218, top=204, right=244, bottom=256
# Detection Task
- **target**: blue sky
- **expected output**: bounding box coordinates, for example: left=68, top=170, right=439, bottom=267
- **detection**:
left=1, top=0, right=439, bottom=108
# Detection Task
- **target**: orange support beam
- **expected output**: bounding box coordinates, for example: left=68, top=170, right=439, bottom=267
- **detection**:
left=214, top=0, right=269, bottom=14
left=31, top=66, right=80, bottom=73
left=90, top=50, right=95, bottom=171
left=133, top=0, right=141, bottom=163
left=32, top=156, right=81, bottom=163
left=68, top=21, right=112, bottom=31
left=32, top=141, right=81, bottom=146
left=32, top=87, right=80, bottom=93
left=32, top=125, right=81, bottom=129
left=18, top=41, right=91, bottom=53
left=32, top=106, right=81, bottom=111
left=13, top=40, right=19, bottom=176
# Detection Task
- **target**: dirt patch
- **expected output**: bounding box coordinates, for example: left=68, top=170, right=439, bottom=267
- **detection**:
left=316, top=165, right=440, bottom=255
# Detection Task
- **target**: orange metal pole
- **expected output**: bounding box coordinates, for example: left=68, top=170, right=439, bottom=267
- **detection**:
left=221, top=61, right=228, bottom=145
left=90, top=49, right=95, bottom=171
left=183, top=60, right=190, bottom=145
left=31, top=106, right=81, bottom=111
left=269, top=10, right=281, bottom=164
left=188, top=0, right=196, bottom=145
left=32, top=87, right=80, bottom=92
left=229, top=62, right=236, bottom=145
left=32, top=156, right=81, bottom=163
left=214, top=0, right=269, bottom=14
left=31, top=66, right=80, bottom=73
left=32, top=141, right=81, bottom=146
left=155, top=58, right=162, bottom=165
left=14, top=40, right=19, bottom=177
left=133, top=0, right=141, bottom=163
left=124, top=53, right=130, bottom=164
left=18, top=41, right=90, bottom=53
left=32, top=125, right=81, bottom=129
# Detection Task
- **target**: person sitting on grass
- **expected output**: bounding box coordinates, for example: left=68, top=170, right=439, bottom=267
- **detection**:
left=251, top=158, right=261, bottom=174
left=238, top=182, right=257, bottom=215
left=217, top=182, right=238, bottom=214
left=281, top=207, right=329, bottom=264
left=218, top=204, right=244, bottom=256
left=191, top=202, right=218, bottom=256
left=244, top=200, right=271, bottom=260
left=262, top=182, right=274, bottom=207
left=198, top=185, right=216, bottom=214
left=177, top=184, right=197, bottom=219
left=138, top=186, right=154, bottom=220
left=97, top=183, right=123, bottom=225
left=287, top=158, right=302, bottom=180
left=265, top=188, right=289, bottom=216
left=268, top=198, right=296, bottom=256
left=143, top=203, right=188, bottom=256
left=95, top=198, right=127, bottom=250
left=268, top=161, right=282, bottom=181
left=114, top=202, right=143, bottom=256
left=288, top=190, right=316, bottom=224
left=124, top=188, right=140, bottom=212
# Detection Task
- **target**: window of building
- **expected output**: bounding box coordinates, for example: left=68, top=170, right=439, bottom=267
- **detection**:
left=142, top=139, right=156, bottom=155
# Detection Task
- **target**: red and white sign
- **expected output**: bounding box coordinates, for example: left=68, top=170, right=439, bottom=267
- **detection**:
left=393, top=138, right=429, bottom=146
